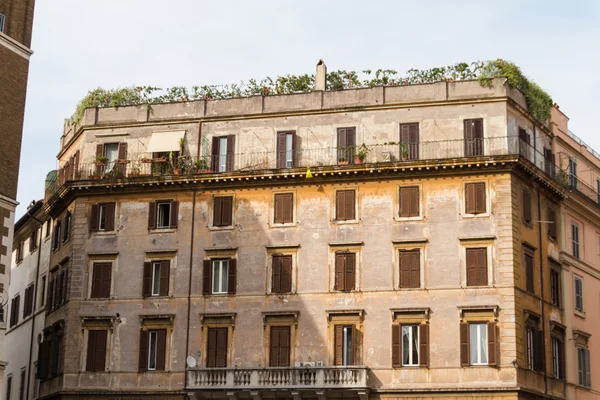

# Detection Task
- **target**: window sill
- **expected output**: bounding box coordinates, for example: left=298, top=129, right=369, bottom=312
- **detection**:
left=395, top=287, right=424, bottom=291
left=269, top=222, right=297, bottom=229
left=461, top=213, right=490, bottom=219
left=208, top=226, right=234, bottom=232
left=574, top=309, right=586, bottom=319
left=395, top=216, right=425, bottom=222
left=91, top=230, right=117, bottom=236
left=333, top=220, right=360, bottom=225
left=149, top=228, right=177, bottom=234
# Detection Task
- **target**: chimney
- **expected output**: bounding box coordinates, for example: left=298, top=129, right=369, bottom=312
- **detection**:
left=314, top=59, right=327, bottom=91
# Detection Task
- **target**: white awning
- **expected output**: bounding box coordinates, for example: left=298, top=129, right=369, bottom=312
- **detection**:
left=147, top=130, right=185, bottom=152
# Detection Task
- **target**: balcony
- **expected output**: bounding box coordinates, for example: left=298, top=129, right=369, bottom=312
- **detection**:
left=186, top=366, right=369, bottom=391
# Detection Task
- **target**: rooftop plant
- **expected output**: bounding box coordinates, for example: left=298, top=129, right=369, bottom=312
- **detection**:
left=70, top=59, right=552, bottom=125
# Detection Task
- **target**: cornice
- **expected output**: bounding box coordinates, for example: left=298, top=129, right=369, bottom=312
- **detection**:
left=0, top=31, right=33, bottom=60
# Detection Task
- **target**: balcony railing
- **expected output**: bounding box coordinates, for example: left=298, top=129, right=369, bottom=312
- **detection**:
left=45, top=136, right=575, bottom=203
left=186, top=366, right=368, bottom=390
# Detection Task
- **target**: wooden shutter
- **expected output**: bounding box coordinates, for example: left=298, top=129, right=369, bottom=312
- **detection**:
left=203, top=260, right=212, bottom=295
left=138, top=329, right=149, bottom=371
left=222, top=197, right=233, bottom=226
left=156, top=329, right=167, bottom=370
left=466, top=248, right=477, bottom=287
left=547, top=206, right=557, bottom=239
left=534, top=329, right=544, bottom=372
left=118, top=142, right=127, bottom=161
left=335, top=253, right=345, bottom=290
left=207, top=328, right=217, bottom=367
left=337, top=128, right=347, bottom=151
left=334, top=325, right=344, bottom=366
left=213, top=197, right=223, bottom=226
left=584, top=349, right=591, bottom=387
left=281, top=255, right=292, bottom=293
left=410, top=250, right=420, bottom=288
left=344, top=253, right=356, bottom=291
left=409, top=187, right=419, bottom=217
left=476, top=248, right=488, bottom=286
left=95, top=144, right=104, bottom=175
left=487, top=322, right=497, bottom=367
left=169, top=201, right=178, bottom=229
left=525, top=254, right=534, bottom=293
left=272, top=255, right=282, bottom=293
left=211, top=136, right=220, bottom=171
left=460, top=323, right=469, bottom=366
left=291, top=133, right=297, bottom=167
left=159, top=260, right=170, bottom=296
left=216, top=327, right=228, bottom=367
left=282, top=194, right=293, bottom=223
left=269, top=326, right=290, bottom=367
left=392, top=324, right=401, bottom=367
left=277, top=132, right=287, bottom=169
left=465, top=183, right=476, bottom=214
left=336, top=191, right=346, bottom=220
left=91, top=262, right=111, bottom=298
left=38, top=341, right=51, bottom=378
left=523, top=190, right=532, bottom=223
left=47, top=278, right=54, bottom=311
left=226, top=135, right=235, bottom=172
left=475, top=183, right=486, bottom=214
left=269, top=327, right=279, bottom=367
left=90, top=204, right=99, bottom=232
left=142, top=262, right=152, bottom=297
left=400, top=251, right=410, bottom=288
left=94, top=330, right=107, bottom=372
left=227, top=259, right=236, bottom=294
left=419, top=324, right=429, bottom=367
left=105, top=203, right=115, bottom=232
left=346, top=190, right=355, bottom=220
left=148, top=202, right=157, bottom=229
left=101, top=263, right=112, bottom=298
left=274, top=194, right=284, bottom=224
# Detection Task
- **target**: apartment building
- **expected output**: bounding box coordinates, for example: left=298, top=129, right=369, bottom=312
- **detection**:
left=0, top=0, right=36, bottom=390
left=3, top=201, right=50, bottom=400
left=26, top=64, right=597, bottom=400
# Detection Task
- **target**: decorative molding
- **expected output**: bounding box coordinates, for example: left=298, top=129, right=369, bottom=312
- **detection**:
left=139, top=314, right=175, bottom=325
left=328, top=242, right=364, bottom=247
left=265, top=244, right=301, bottom=250
left=390, top=307, right=430, bottom=320
left=204, top=246, right=238, bottom=253
left=458, top=235, right=496, bottom=242
left=199, top=312, right=236, bottom=326
left=94, top=132, right=130, bottom=138
left=457, top=305, right=499, bottom=321
left=262, top=311, right=299, bottom=327
left=392, top=238, right=428, bottom=245
left=0, top=31, right=33, bottom=60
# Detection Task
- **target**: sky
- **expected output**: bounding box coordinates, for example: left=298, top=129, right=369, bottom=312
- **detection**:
left=16, top=0, right=600, bottom=218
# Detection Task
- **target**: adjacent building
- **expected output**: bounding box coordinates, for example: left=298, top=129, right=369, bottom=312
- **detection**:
left=6, top=62, right=599, bottom=399
left=0, top=0, right=36, bottom=392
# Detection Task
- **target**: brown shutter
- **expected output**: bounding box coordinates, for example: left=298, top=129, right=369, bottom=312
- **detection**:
left=410, top=187, right=419, bottom=217
left=170, top=201, right=178, bottom=229
left=142, top=262, right=152, bottom=297
left=466, top=249, right=477, bottom=287
left=523, top=190, right=532, bottom=223
left=419, top=324, right=429, bottom=367
left=216, top=328, right=228, bottom=367
left=487, top=322, right=497, bottom=367
left=213, top=197, right=222, bottom=226
left=203, top=260, right=212, bottom=295
left=156, top=329, right=167, bottom=370
left=211, top=136, right=220, bottom=171
left=399, top=187, right=408, bottom=217
left=227, top=259, right=236, bottom=294
left=272, top=255, right=281, bottom=293
left=460, top=323, right=469, bottom=367
left=94, top=330, right=107, bottom=372
left=101, top=263, right=112, bottom=298
left=95, top=144, right=104, bottom=175
left=409, top=124, right=419, bottom=160
left=473, top=120, right=483, bottom=139
left=222, top=197, right=233, bottom=226
left=47, top=279, right=54, bottom=311
left=278, top=326, right=291, bottom=367
left=477, top=248, right=488, bottom=286
left=291, top=133, right=298, bottom=167
left=159, top=260, right=170, bottom=296
left=283, top=194, right=293, bottom=223
left=226, top=135, right=235, bottom=172
left=337, top=128, right=347, bottom=149
left=118, top=142, right=127, bottom=161
left=335, top=253, right=344, bottom=290
left=105, top=202, right=115, bottom=232
left=410, top=250, right=420, bottom=288
left=547, top=206, right=557, bottom=238
left=334, top=325, right=344, bottom=366
left=475, top=183, right=486, bottom=214
left=269, top=327, right=279, bottom=367
left=138, top=329, right=149, bottom=371
left=336, top=191, right=345, bottom=220
left=345, top=253, right=356, bottom=291
left=464, top=120, right=474, bottom=156
left=281, top=256, right=292, bottom=293
left=465, top=183, right=476, bottom=214
left=534, top=329, right=544, bottom=372
left=91, top=263, right=101, bottom=298
left=38, top=341, right=50, bottom=378
left=346, top=190, right=355, bottom=220
left=400, top=251, right=410, bottom=288
left=274, top=194, right=284, bottom=224
left=277, top=132, right=286, bottom=169
left=526, top=254, right=535, bottom=293
left=207, top=328, right=217, bottom=367
left=392, top=324, right=401, bottom=367
left=148, top=202, right=157, bottom=229
left=90, top=204, right=99, bottom=232
left=584, top=349, right=591, bottom=387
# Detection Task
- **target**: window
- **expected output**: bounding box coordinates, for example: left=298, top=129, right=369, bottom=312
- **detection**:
left=142, top=261, right=170, bottom=297
left=203, top=259, right=236, bottom=295
left=45, top=220, right=51, bottom=238
left=549, top=263, right=561, bottom=307
left=398, top=186, right=419, bottom=218
left=392, top=312, right=429, bottom=368
left=10, top=294, right=20, bottom=327
left=269, top=326, right=291, bottom=367
left=574, top=276, right=584, bottom=312
left=139, top=329, right=166, bottom=371
left=547, top=205, right=557, bottom=240
left=30, top=228, right=38, bottom=252
left=274, top=193, right=293, bottom=224
left=148, top=200, right=178, bottom=230
left=402, top=325, right=419, bottom=366
left=51, top=221, right=61, bottom=251
left=40, top=275, right=46, bottom=307
left=460, top=321, right=497, bottom=367
left=277, top=131, right=296, bottom=168
left=551, top=334, right=565, bottom=380
left=334, top=252, right=356, bottom=291
left=90, top=262, right=112, bottom=299
left=335, top=190, right=356, bottom=221
left=90, top=203, right=116, bottom=232
left=23, top=285, right=34, bottom=318
left=206, top=327, right=228, bottom=367
left=86, top=330, right=107, bottom=372
left=466, top=248, right=488, bottom=286
left=572, top=223, right=580, bottom=258
left=213, top=196, right=233, bottom=227
left=465, top=182, right=486, bottom=215
left=271, top=255, right=292, bottom=293
left=37, top=323, right=63, bottom=380
left=95, top=143, right=125, bottom=174
left=399, top=123, right=419, bottom=160
left=399, top=249, right=420, bottom=288
left=337, top=127, right=356, bottom=164
left=464, top=119, right=484, bottom=156
left=62, top=212, right=71, bottom=243
left=0, top=13, right=5, bottom=33
left=569, top=158, right=578, bottom=189
left=5, top=375, right=11, bottom=400
left=577, top=347, right=591, bottom=387
left=525, top=249, right=535, bottom=294
left=211, top=135, right=235, bottom=172
left=334, top=325, right=355, bottom=366
left=19, top=368, right=25, bottom=400
left=522, top=189, right=532, bottom=224
left=16, top=241, right=24, bottom=263
left=47, top=266, right=69, bottom=312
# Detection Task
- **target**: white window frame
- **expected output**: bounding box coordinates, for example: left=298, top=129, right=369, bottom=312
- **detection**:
left=212, top=259, right=229, bottom=294
left=469, top=323, right=488, bottom=366
left=401, top=324, right=419, bottom=366
left=151, top=262, right=161, bottom=296
left=341, top=325, right=354, bottom=366
left=574, top=276, right=584, bottom=312
left=148, top=330, right=158, bottom=371
left=156, top=202, right=171, bottom=229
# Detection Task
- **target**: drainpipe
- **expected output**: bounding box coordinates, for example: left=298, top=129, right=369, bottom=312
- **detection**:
left=537, top=186, right=548, bottom=397
left=25, top=211, right=44, bottom=400
left=184, top=189, right=198, bottom=390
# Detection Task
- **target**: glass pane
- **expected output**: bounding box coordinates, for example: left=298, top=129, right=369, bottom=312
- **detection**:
left=104, top=144, right=119, bottom=171
left=285, top=134, right=293, bottom=167
left=220, top=261, right=228, bottom=293
left=219, top=137, right=228, bottom=172
left=157, top=203, right=170, bottom=228
left=148, top=331, right=157, bottom=370
left=343, top=326, right=353, bottom=365
left=402, top=326, right=410, bottom=365
left=152, top=264, right=161, bottom=295
left=99, top=205, right=106, bottom=230
left=479, top=324, right=488, bottom=364
left=411, top=325, right=419, bottom=365
left=469, top=324, right=478, bottom=365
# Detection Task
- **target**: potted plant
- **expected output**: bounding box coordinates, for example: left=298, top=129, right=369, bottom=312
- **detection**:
left=338, top=157, right=348, bottom=165
left=194, top=158, right=210, bottom=173
left=179, top=137, right=185, bottom=154
left=95, top=155, right=109, bottom=165
left=140, top=157, right=152, bottom=163
left=355, top=143, right=370, bottom=164
left=556, top=169, right=570, bottom=188
left=130, top=167, right=141, bottom=177
left=400, top=142, right=409, bottom=161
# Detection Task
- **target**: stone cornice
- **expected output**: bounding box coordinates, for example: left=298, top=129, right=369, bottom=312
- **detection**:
left=0, top=31, right=32, bottom=59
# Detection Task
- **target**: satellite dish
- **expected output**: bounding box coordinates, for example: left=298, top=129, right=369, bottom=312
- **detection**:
left=186, top=356, right=197, bottom=368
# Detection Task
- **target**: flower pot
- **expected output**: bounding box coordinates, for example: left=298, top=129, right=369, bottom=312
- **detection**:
left=338, top=161, right=349, bottom=165
left=355, top=157, right=364, bottom=164
left=154, top=157, right=167, bottom=163
left=173, top=169, right=181, bottom=175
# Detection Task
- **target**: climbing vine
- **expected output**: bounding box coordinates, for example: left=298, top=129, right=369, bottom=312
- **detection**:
left=70, top=59, right=552, bottom=125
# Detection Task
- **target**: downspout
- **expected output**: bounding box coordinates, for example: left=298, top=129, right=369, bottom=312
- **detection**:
left=537, top=185, right=548, bottom=397
left=184, top=189, right=198, bottom=390
left=25, top=214, right=44, bottom=400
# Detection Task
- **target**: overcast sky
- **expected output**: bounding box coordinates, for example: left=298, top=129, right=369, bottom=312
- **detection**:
left=16, top=0, right=600, bottom=217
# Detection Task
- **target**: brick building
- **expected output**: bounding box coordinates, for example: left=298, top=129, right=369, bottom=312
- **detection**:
left=7, top=62, right=598, bottom=399
left=0, top=0, right=36, bottom=393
